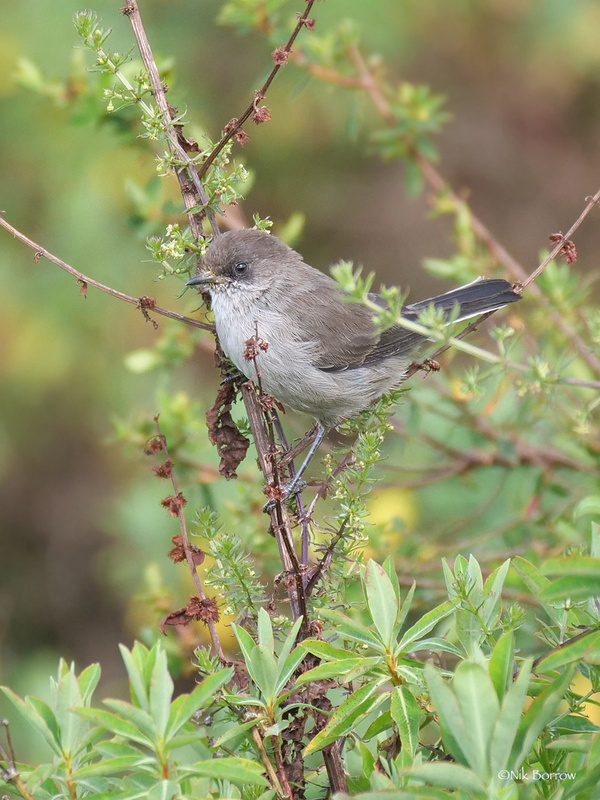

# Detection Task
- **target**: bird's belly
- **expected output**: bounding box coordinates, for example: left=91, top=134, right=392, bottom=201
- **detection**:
left=211, top=292, right=410, bottom=428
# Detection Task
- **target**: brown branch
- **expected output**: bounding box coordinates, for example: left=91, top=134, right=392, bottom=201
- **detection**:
left=532, top=627, right=600, bottom=672
left=153, top=418, right=224, bottom=660
left=344, top=43, right=600, bottom=377
left=197, top=1, right=319, bottom=182
left=250, top=727, right=288, bottom=796
left=240, top=382, right=309, bottom=629
left=123, top=1, right=219, bottom=238
left=0, top=720, right=36, bottom=800
left=0, top=214, right=212, bottom=331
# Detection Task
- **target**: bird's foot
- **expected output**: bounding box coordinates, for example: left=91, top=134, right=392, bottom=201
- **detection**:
left=262, top=479, right=308, bottom=513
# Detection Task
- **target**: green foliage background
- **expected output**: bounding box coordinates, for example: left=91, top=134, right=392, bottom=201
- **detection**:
left=2, top=0, right=600, bottom=767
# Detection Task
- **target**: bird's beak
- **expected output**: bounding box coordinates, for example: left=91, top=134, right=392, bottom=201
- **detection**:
left=185, top=272, right=217, bottom=287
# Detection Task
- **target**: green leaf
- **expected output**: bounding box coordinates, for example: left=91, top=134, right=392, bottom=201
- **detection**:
left=274, top=646, right=306, bottom=697
left=78, top=662, right=102, bottom=704
left=70, top=755, right=153, bottom=778
left=149, top=646, right=174, bottom=738
left=541, top=556, right=600, bottom=576
left=276, top=616, right=304, bottom=670
left=591, top=522, right=600, bottom=558
left=365, top=560, right=399, bottom=650
left=294, top=657, right=380, bottom=685
left=451, top=660, right=499, bottom=779
left=119, top=643, right=150, bottom=712
left=382, top=555, right=401, bottom=608
left=390, top=686, right=421, bottom=759
left=166, top=668, right=233, bottom=740
left=395, top=581, right=416, bottom=639
left=0, top=688, right=62, bottom=756
left=73, top=707, right=154, bottom=748
left=147, top=781, right=180, bottom=800
left=442, top=557, right=458, bottom=597
left=546, top=736, right=592, bottom=752
left=406, top=763, right=486, bottom=795
left=512, top=557, right=551, bottom=595
left=555, top=714, right=600, bottom=734
left=232, top=622, right=258, bottom=665
left=509, top=667, right=575, bottom=767
left=540, top=575, right=600, bottom=602
left=490, top=658, right=532, bottom=773
left=534, top=631, right=600, bottom=671
left=317, top=608, right=384, bottom=649
left=249, top=644, right=279, bottom=704
left=482, top=559, right=511, bottom=627
left=563, top=764, right=600, bottom=800
left=424, top=665, right=469, bottom=766
left=573, top=496, right=600, bottom=519
left=408, top=638, right=462, bottom=657
left=299, top=639, right=357, bottom=661
left=257, top=607, right=275, bottom=652
left=213, top=716, right=267, bottom=748
left=489, top=631, right=515, bottom=701
left=53, top=661, right=90, bottom=757
left=103, top=698, right=158, bottom=740
left=180, top=757, right=268, bottom=787
left=304, top=681, right=387, bottom=755
left=363, top=708, right=393, bottom=740
left=466, top=554, right=484, bottom=593
left=398, top=600, right=458, bottom=653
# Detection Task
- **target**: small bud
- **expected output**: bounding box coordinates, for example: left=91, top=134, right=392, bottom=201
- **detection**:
left=272, top=47, right=289, bottom=65
left=161, top=492, right=187, bottom=517
left=252, top=105, right=271, bottom=124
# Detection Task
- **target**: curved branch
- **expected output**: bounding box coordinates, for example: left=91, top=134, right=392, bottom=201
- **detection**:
left=0, top=215, right=213, bottom=331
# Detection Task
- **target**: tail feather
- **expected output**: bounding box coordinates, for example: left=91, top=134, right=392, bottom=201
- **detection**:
left=360, top=278, right=521, bottom=366
left=403, top=278, right=521, bottom=323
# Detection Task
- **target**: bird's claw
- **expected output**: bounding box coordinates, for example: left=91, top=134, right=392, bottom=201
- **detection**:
left=262, top=479, right=308, bottom=513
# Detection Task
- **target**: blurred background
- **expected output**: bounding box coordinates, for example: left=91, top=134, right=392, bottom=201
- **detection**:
left=2, top=0, right=600, bottom=750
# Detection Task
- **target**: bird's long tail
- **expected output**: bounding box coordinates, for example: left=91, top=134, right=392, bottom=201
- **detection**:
left=403, top=278, right=521, bottom=323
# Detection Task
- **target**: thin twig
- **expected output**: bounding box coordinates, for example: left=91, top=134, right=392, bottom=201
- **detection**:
left=251, top=727, right=288, bottom=797
left=241, top=383, right=309, bottom=629
left=0, top=214, right=212, bottom=331
left=532, top=627, right=600, bottom=672
left=0, top=719, right=35, bottom=800
left=123, top=1, right=220, bottom=237
left=271, top=411, right=312, bottom=573
left=522, top=189, right=600, bottom=288
left=154, top=418, right=224, bottom=660
left=344, top=43, right=600, bottom=377
left=197, top=1, right=318, bottom=181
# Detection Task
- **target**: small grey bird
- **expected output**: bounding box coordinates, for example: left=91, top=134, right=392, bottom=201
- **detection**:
left=187, top=229, right=520, bottom=495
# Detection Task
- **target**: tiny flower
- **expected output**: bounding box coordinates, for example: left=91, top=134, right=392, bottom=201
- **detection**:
left=235, top=129, right=250, bottom=146
left=252, top=105, right=271, bottom=124
left=272, top=47, right=289, bottom=65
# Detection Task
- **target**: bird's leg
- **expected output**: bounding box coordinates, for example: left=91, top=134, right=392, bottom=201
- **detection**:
left=263, top=425, right=326, bottom=513
left=284, top=425, right=326, bottom=495
left=278, top=424, right=320, bottom=468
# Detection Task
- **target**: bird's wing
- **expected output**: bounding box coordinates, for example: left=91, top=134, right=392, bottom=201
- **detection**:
left=285, top=281, right=423, bottom=372
left=312, top=279, right=521, bottom=370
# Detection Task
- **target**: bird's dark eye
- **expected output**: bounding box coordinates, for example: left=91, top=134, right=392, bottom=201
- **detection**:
left=233, top=262, right=249, bottom=277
